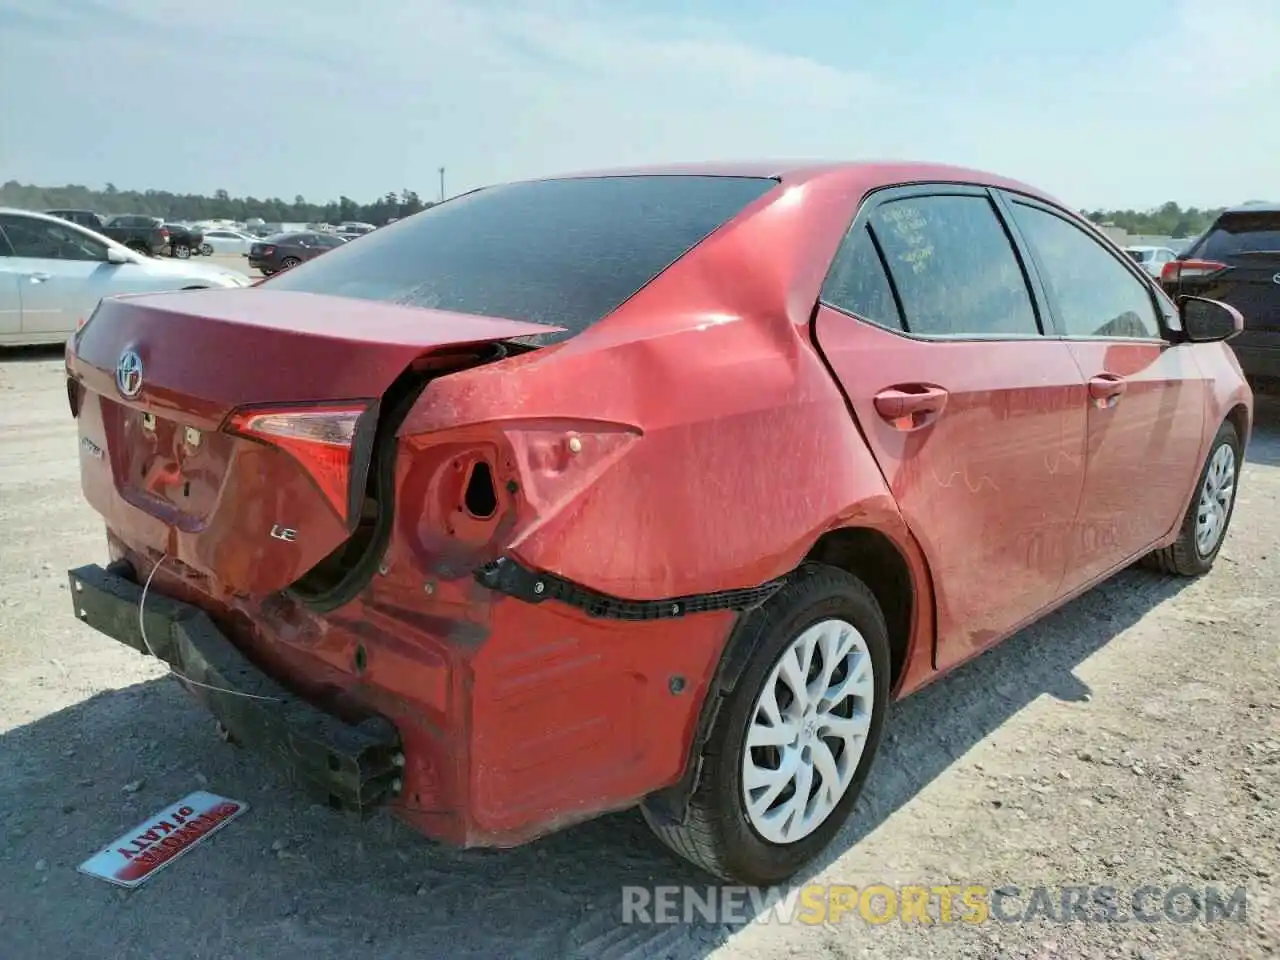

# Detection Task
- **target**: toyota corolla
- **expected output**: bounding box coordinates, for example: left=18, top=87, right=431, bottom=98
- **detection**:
left=64, top=162, right=1251, bottom=886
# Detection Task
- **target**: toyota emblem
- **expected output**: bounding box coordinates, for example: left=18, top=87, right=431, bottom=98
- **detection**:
left=1273, top=272, right=1280, bottom=285
left=115, top=350, right=144, bottom=399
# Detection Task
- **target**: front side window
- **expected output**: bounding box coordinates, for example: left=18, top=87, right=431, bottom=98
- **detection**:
left=868, top=194, right=1039, bottom=337
left=1009, top=202, right=1161, bottom=339
left=0, top=215, right=107, bottom=261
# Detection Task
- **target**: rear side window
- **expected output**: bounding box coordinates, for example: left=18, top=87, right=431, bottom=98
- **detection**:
left=821, top=224, right=903, bottom=330
left=1196, top=211, right=1280, bottom=259
left=266, top=175, right=777, bottom=340
left=867, top=195, right=1039, bottom=337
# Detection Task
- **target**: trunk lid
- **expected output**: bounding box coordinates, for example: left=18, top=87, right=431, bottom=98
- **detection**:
left=69, top=288, right=558, bottom=595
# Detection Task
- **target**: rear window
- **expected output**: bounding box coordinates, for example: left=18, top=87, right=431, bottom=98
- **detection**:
left=1126, top=249, right=1152, bottom=262
left=265, top=175, right=778, bottom=340
left=1196, top=211, right=1280, bottom=258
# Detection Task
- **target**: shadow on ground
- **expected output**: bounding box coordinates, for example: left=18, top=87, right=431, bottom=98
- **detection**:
left=1, top=395, right=1275, bottom=960
left=0, top=344, right=66, bottom=365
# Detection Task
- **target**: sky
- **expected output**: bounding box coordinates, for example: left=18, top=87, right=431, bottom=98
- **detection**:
left=1, top=0, right=1275, bottom=211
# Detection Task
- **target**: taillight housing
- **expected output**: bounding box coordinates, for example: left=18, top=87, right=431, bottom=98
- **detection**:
left=159, top=227, right=170, bottom=240
left=260, top=245, right=276, bottom=256
left=1161, top=258, right=1227, bottom=284
left=224, top=402, right=377, bottom=525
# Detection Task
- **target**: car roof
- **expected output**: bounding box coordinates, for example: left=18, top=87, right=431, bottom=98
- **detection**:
left=517, top=159, right=1063, bottom=205
left=1220, top=201, right=1280, bottom=215
left=3, top=206, right=97, bottom=224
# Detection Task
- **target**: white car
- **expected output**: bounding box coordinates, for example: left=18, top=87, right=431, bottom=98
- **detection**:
left=1124, top=245, right=1179, bottom=278
left=201, top=228, right=260, bottom=255
left=0, top=208, right=252, bottom=346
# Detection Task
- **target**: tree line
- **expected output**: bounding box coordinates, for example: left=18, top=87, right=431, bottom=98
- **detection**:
left=1080, top=201, right=1242, bottom=239
left=0, top=181, right=1252, bottom=238
left=0, top=181, right=434, bottom=226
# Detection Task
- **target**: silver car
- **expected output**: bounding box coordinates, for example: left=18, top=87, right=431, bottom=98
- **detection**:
left=0, top=208, right=253, bottom=346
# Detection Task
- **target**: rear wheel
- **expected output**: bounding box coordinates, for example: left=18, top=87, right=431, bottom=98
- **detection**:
left=172, top=243, right=191, bottom=259
left=1142, top=419, right=1241, bottom=576
left=280, top=256, right=301, bottom=270
left=641, top=565, right=890, bottom=885
left=199, top=243, right=213, bottom=256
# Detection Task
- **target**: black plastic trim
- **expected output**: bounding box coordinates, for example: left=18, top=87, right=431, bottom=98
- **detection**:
left=474, top=556, right=786, bottom=620
left=67, top=563, right=402, bottom=814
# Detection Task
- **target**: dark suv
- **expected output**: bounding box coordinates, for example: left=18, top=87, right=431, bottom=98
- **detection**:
left=1162, top=203, right=1280, bottom=383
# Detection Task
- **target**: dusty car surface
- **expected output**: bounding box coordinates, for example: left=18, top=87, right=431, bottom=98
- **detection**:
left=63, top=161, right=1252, bottom=887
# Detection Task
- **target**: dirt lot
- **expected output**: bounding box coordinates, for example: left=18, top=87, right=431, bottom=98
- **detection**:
left=0, top=350, right=1276, bottom=960
left=206, top=252, right=258, bottom=275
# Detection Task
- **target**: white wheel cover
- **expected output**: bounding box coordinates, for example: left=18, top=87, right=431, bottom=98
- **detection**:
left=741, top=618, right=874, bottom=845
left=1195, top=442, right=1236, bottom=556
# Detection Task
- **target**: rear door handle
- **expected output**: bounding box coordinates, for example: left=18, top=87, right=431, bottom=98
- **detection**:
left=873, top=385, right=949, bottom=427
left=26, top=272, right=51, bottom=283
left=1088, top=374, right=1127, bottom=407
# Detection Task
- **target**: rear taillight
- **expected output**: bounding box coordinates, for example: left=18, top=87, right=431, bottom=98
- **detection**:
left=1161, top=258, right=1227, bottom=283
left=159, top=227, right=169, bottom=240
left=260, top=245, right=275, bottom=256
left=225, top=403, right=372, bottom=521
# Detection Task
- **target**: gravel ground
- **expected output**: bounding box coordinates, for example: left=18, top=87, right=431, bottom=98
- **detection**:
left=0, top=350, right=1276, bottom=960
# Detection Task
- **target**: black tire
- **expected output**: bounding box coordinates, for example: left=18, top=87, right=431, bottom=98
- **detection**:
left=1141, top=419, right=1241, bottom=576
left=172, top=243, right=191, bottom=259
left=199, top=243, right=213, bottom=256
left=280, top=256, right=301, bottom=270
left=641, top=564, right=891, bottom=886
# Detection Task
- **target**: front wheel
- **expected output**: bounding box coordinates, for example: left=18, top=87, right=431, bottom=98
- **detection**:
left=280, top=256, right=301, bottom=270
left=1142, top=419, right=1242, bottom=576
left=642, top=565, right=891, bottom=886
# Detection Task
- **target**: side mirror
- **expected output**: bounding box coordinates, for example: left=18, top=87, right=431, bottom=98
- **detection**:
left=1179, top=296, right=1243, bottom=343
left=106, top=247, right=132, bottom=265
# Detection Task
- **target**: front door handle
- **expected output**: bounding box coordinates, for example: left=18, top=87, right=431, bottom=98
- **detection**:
left=873, top=385, right=949, bottom=428
left=1088, top=374, right=1127, bottom=407
left=25, top=272, right=51, bottom=283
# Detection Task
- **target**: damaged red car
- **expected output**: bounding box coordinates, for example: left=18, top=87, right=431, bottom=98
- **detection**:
left=66, top=162, right=1252, bottom=886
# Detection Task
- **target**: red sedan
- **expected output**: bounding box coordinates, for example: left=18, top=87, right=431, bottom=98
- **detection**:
left=64, top=161, right=1251, bottom=886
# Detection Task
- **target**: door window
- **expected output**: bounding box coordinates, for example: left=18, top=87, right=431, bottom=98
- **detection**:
left=0, top=215, right=108, bottom=262
left=821, top=224, right=903, bottom=331
left=1009, top=202, right=1161, bottom=339
left=866, top=194, right=1040, bottom=337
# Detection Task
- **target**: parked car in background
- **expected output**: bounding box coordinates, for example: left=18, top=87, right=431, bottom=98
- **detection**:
left=1124, top=245, right=1178, bottom=277
left=46, top=209, right=108, bottom=231
left=163, top=223, right=206, bottom=260
left=336, top=221, right=376, bottom=241
left=1161, top=202, right=1280, bottom=385
left=0, top=208, right=250, bottom=346
left=62, top=162, right=1250, bottom=887
left=100, top=215, right=170, bottom=257
left=247, top=231, right=346, bottom=275
left=201, top=228, right=259, bottom=256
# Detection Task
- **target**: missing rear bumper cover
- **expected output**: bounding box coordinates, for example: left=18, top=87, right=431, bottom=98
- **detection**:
left=67, top=563, right=403, bottom=813
left=474, top=556, right=786, bottom=620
